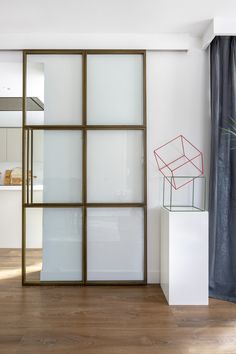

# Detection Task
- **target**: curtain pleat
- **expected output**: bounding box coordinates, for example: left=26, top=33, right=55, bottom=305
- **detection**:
left=209, top=36, right=236, bottom=302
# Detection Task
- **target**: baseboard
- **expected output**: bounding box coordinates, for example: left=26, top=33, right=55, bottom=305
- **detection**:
left=147, top=270, right=160, bottom=284
left=40, top=270, right=160, bottom=283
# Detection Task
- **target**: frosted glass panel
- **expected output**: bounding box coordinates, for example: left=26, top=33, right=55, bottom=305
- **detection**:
left=26, top=55, right=82, bottom=125
left=87, top=131, right=144, bottom=202
left=87, top=208, right=144, bottom=281
left=87, top=54, right=143, bottom=125
left=25, top=208, right=83, bottom=281
left=31, top=130, right=82, bottom=203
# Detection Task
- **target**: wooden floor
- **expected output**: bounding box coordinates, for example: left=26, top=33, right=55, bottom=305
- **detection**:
left=1, top=250, right=236, bottom=354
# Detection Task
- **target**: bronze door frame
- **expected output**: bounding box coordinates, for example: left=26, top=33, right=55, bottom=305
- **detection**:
left=22, top=50, right=147, bottom=285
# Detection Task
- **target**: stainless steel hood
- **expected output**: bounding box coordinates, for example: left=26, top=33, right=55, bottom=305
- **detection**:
left=0, top=97, right=44, bottom=111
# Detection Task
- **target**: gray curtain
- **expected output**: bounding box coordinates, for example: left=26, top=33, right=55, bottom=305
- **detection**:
left=209, top=36, right=236, bottom=302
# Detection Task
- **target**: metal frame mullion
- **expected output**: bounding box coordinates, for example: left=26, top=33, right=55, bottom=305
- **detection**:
left=22, top=51, right=27, bottom=285
left=82, top=51, right=87, bottom=284
left=31, top=129, right=33, bottom=204
left=24, top=125, right=145, bottom=130
left=143, top=51, right=147, bottom=284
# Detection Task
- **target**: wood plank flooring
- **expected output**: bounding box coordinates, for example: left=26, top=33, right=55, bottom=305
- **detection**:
left=0, top=249, right=236, bottom=354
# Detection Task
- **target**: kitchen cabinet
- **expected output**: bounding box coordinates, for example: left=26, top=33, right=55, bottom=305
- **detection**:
left=0, top=127, right=43, bottom=163
left=0, top=186, right=43, bottom=248
left=0, top=128, right=7, bottom=161
left=6, top=128, right=22, bottom=162
left=33, top=130, right=43, bottom=163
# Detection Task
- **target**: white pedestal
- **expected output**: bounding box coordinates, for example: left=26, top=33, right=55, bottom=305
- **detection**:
left=160, top=208, right=208, bottom=305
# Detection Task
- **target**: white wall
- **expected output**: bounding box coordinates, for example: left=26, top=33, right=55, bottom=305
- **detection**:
left=0, top=52, right=22, bottom=127
left=147, top=38, right=210, bottom=283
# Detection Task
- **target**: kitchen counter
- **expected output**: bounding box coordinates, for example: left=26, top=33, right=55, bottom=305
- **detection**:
left=0, top=185, right=43, bottom=248
left=0, top=185, right=43, bottom=191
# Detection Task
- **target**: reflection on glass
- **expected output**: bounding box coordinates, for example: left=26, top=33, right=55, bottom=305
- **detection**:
left=87, top=208, right=144, bottom=281
left=25, top=207, right=43, bottom=281
left=87, top=130, right=144, bottom=202
left=29, top=130, right=82, bottom=203
left=26, top=55, right=83, bottom=125
left=87, top=54, right=143, bottom=125
left=26, top=208, right=83, bottom=281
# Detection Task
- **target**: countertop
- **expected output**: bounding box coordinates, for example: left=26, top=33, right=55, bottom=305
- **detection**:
left=0, top=185, right=43, bottom=191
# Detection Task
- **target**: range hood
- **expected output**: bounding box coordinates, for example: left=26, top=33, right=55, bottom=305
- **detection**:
left=0, top=97, right=44, bottom=111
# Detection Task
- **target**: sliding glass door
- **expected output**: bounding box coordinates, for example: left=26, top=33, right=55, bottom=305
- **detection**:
left=22, top=50, right=146, bottom=285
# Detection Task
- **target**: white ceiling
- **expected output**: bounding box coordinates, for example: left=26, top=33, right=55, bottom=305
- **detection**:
left=0, top=0, right=235, bottom=37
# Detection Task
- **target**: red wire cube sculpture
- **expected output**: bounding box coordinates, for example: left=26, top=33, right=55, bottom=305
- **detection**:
left=154, top=135, right=204, bottom=190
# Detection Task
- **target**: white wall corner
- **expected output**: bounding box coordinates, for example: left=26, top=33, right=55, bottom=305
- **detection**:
left=202, top=19, right=215, bottom=49
left=202, top=17, right=236, bottom=49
